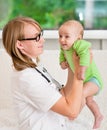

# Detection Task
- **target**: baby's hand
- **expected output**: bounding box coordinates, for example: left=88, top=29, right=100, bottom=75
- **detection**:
left=60, top=61, right=69, bottom=69
left=77, top=66, right=87, bottom=80
left=77, top=71, right=85, bottom=80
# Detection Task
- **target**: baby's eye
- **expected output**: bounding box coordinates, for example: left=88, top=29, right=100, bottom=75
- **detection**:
left=65, top=35, right=70, bottom=38
left=59, top=35, right=62, bottom=38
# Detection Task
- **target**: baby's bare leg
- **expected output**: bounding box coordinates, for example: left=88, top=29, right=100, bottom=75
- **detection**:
left=83, top=82, right=103, bottom=129
left=80, top=82, right=98, bottom=111
left=86, top=96, right=103, bottom=129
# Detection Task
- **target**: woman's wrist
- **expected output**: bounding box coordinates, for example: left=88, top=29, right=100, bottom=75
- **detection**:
left=59, top=87, right=65, bottom=96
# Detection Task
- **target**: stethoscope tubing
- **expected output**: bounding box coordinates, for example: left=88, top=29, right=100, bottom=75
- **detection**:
left=35, top=68, right=51, bottom=83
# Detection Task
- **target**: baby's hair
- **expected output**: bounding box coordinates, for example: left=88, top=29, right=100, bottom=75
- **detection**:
left=62, top=20, right=84, bottom=38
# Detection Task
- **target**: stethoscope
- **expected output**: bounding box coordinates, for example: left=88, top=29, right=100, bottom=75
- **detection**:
left=35, top=67, right=51, bottom=83
left=35, top=67, right=63, bottom=90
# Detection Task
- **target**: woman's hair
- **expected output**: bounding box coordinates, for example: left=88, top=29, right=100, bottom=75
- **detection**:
left=2, top=16, right=42, bottom=71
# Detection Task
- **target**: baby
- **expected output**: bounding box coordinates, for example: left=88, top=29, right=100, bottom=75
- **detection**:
left=58, top=20, right=103, bottom=129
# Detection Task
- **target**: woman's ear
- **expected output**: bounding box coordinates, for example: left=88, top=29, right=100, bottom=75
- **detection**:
left=16, top=40, right=24, bottom=50
left=16, top=40, right=26, bottom=55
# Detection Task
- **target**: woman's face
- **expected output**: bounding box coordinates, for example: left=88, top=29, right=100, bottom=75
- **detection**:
left=17, top=23, right=45, bottom=58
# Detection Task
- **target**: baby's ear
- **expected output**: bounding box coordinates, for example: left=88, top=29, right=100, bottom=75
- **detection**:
left=78, top=34, right=82, bottom=40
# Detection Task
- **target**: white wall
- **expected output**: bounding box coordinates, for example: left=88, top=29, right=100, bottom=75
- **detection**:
left=0, top=49, right=107, bottom=130
left=43, top=30, right=107, bottom=50
left=1, top=30, right=107, bottom=50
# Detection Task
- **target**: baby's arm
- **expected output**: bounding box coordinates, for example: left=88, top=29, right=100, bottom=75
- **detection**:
left=59, top=48, right=68, bottom=69
left=77, top=48, right=93, bottom=80
left=73, top=41, right=93, bottom=80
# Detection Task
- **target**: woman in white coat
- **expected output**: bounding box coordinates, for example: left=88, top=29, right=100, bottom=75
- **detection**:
left=2, top=16, right=83, bottom=130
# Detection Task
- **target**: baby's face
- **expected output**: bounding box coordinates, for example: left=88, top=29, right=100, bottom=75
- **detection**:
left=58, top=24, right=81, bottom=50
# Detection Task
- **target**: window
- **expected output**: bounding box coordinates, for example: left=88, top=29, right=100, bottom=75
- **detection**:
left=0, top=0, right=107, bottom=30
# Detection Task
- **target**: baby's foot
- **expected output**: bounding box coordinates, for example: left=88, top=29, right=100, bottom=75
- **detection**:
left=93, top=114, right=104, bottom=129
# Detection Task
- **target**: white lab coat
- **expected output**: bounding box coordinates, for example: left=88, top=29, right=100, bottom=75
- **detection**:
left=11, top=65, right=71, bottom=130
